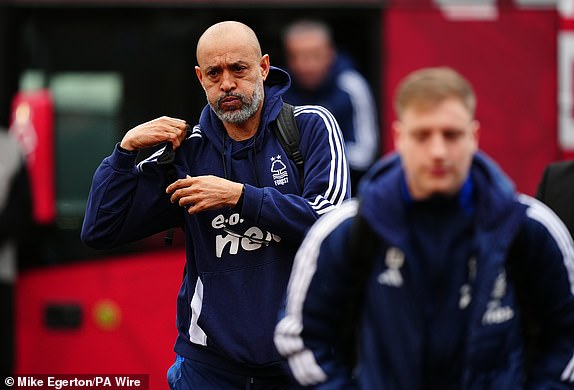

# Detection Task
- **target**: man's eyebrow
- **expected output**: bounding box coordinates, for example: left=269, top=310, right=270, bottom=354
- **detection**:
left=204, top=65, right=221, bottom=73
left=204, top=61, right=249, bottom=73
left=230, top=60, right=250, bottom=67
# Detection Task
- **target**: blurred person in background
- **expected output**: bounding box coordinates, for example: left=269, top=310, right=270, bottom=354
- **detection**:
left=82, top=20, right=349, bottom=389
left=0, top=128, right=33, bottom=378
left=275, top=67, right=574, bottom=389
left=282, top=19, right=379, bottom=195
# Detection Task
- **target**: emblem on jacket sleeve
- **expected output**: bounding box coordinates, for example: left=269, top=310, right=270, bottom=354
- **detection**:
left=481, top=270, right=515, bottom=325
left=377, top=247, right=404, bottom=287
left=271, top=155, right=289, bottom=186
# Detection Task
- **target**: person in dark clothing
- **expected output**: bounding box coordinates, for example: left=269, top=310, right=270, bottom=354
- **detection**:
left=536, top=160, right=574, bottom=237
left=282, top=19, right=379, bottom=195
left=275, top=67, right=574, bottom=389
left=81, top=21, right=350, bottom=389
left=0, top=129, right=33, bottom=379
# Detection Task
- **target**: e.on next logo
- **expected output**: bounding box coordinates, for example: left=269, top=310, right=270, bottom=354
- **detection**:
left=211, top=213, right=281, bottom=258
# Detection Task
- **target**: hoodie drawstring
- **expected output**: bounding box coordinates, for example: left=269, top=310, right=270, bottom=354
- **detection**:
left=222, top=132, right=260, bottom=186
left=221, top=132, right=227, bottom=179
left=249, top=144, right=261, bottom=187
left=221, top=132, right=234, bottom=180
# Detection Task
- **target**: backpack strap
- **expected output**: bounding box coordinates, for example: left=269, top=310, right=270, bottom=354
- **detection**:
left=157, top=148, right=177, bottom=245
left=506, top=233, right=540, bottom=374
left=156, top=125, right=191, bottom=245
left=274, top=103, right=304, bottom=187
left=340, top=201, right=380, bottom=368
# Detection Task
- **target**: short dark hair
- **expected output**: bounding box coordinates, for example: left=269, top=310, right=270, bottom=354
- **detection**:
left=282, top=19, right=333, bottom=44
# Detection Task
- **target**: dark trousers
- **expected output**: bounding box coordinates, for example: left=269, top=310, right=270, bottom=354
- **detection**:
left=167, top=355, right=302, bottom=390
left=0, top=282, right=14, bottom=378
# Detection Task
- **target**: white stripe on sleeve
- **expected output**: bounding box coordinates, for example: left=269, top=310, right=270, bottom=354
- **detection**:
left=294, top=105, right=349, bottom=214
left=519, top=194, right=574, bottom=383
left=337, top=70, right=379, bottom=171
left=274, top=199, right=359, bottom=386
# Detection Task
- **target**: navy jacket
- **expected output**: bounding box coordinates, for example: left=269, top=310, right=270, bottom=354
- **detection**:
left=81, top=67, right=350, bottom=374
left=275, top=152, right=574, bottom=388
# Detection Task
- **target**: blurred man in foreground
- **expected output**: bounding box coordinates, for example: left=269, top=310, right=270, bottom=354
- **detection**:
left=275, top=67, right=574, bottom=389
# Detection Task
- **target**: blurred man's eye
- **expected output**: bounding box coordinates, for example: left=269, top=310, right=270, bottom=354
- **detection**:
left=444, top=129, right=464, bottom=141
left=412, top=131, right=429, bottom=142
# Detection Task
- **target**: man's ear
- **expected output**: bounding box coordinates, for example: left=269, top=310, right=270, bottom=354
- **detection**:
left=195, top=66, right=203, bottom=85
left=260, top=54, right=270, bottom=81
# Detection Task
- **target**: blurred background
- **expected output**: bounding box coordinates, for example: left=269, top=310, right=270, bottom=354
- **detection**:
left=0, top=0, right=570, bottom=388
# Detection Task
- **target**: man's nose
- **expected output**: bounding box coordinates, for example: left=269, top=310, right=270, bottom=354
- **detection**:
left=220, top=71, right=236, bottom=92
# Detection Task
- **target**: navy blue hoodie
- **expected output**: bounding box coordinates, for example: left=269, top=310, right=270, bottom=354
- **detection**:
left=275, top=152, right=574, bottom=389
left=81, top=66, right=350, bottom=374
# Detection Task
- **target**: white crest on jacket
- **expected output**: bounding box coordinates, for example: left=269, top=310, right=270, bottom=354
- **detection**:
left=271, top=154, right=289, bottom=186
left=378, top=247, right=404, bottom=287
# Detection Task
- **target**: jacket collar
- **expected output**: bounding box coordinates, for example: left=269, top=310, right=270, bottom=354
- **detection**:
left=359, top=151, right=524, bottom=248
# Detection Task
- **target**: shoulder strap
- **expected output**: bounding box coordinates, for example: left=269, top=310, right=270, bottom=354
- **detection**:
left=506, top=234, right=540, bottom=374
left=340, top=201, right=380, bottom=368
left=274, top=103, right=304, bottom=187
left=156, top=125, right=191, bottom=245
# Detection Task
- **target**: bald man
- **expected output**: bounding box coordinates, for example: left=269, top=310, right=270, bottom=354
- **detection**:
left=81, top=21, right=349, bottom=389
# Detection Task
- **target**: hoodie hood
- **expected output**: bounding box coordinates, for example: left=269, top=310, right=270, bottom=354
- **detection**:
left=330, top=52, right=357, bottom=78
left=197, top=66, right=291, bottom=157
left=358, top=151, right=521, bottom=243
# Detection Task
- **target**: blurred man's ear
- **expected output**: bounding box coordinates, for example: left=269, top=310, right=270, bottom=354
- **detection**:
left=327, top=44, right=336, bottom=63
left=471, top=120, right=480, bottom=151
left=392, top=120, right=402, bottom=152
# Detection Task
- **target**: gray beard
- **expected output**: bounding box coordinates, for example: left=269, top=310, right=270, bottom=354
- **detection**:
left=210, top=82, right=264, bottom=124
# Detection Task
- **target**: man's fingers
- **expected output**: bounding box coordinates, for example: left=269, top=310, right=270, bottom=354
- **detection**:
left=166, top=175, right=193, bottom=195
left=169, top=126, right=187, bottom=148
